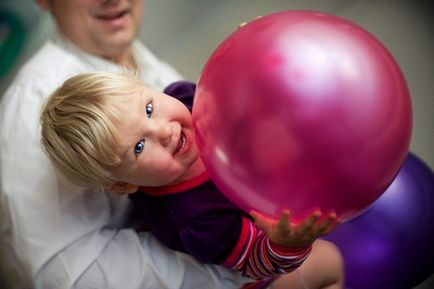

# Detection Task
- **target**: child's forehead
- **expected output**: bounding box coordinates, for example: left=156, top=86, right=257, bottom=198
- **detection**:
left=113, top=85, right=147, bottom=101
left=140, top=83, right=159, bottom=95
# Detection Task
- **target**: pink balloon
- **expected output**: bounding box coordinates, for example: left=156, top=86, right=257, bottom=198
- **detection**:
left=192, top=11, right=412, bottom=222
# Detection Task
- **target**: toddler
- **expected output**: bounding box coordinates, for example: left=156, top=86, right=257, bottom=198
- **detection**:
left=40, top=72, right=342, bottom=288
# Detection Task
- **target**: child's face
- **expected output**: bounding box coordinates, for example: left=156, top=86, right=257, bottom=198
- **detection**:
left=110, top=86, right=200, bottom=187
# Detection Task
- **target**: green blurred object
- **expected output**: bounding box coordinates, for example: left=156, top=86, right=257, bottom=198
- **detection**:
left=0, top=8, right=26, bottom=79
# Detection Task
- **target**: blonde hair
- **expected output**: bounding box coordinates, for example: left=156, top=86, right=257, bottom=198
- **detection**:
left=40, top=72, right=146, bottom=191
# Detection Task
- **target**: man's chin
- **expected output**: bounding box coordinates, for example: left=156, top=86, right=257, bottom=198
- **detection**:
left=97, top=37, right=135, bottom=60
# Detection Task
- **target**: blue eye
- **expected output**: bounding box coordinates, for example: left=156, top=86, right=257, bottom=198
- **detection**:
left=134, top=140, right=145, bottom=154
left=146, top=102, right=153, bottom=118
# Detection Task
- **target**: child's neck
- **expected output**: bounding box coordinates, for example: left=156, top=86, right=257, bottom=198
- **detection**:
left=139, top=159, right=209, bottom=196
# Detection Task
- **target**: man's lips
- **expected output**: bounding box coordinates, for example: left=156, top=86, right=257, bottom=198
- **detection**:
left=93, top=9, right=131, bottom=30
left=95, top=9, right=129, bottom=21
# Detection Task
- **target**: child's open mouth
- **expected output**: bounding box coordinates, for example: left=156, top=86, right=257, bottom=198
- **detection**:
left=175, top=131, right=186, bottom=155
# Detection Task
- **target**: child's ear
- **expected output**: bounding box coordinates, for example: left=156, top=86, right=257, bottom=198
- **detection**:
left=108, top=182, right=139, bottom=194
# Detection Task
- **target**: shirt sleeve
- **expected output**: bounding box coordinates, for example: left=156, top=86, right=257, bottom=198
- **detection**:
left=223, top=217, right=312, bottom=280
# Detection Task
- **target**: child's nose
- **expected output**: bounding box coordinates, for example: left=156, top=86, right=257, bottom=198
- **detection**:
left=154, top=121, right=173, bottom=146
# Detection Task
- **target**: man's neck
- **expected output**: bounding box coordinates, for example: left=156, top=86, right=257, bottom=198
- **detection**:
left=55, top=31, right=138, bottom=70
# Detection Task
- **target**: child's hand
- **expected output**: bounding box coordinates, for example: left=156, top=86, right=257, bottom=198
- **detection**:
left=250, top=209, right=339, bottom=248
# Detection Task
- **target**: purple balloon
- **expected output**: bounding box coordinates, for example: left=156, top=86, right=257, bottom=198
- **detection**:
left=325, top=152, right=434, bottom=289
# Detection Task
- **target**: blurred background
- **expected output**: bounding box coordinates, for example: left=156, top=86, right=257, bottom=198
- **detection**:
left=1, top=0, right=433, bottom=288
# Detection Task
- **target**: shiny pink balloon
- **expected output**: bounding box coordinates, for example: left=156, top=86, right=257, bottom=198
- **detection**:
left=192, top=11, right=412, bottom=222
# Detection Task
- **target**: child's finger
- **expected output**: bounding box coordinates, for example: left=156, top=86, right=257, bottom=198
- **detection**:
left=250, top=210, right=265, bottom=225
left=316, top=211, right=339, bottom=236
left=249, top=210, right=276, bottom=233
left=299, top=210, right=321, bottom=233
left=276, top=210, right=292, bottom=234
left=250, top=210, right=273, bottom=224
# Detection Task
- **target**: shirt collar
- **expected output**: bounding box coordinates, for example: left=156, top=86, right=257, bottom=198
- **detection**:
left=51, top=29, right=137, bottom=73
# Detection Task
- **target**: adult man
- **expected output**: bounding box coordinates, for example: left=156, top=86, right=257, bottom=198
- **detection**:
left=0, top=0, right=250, bottom=288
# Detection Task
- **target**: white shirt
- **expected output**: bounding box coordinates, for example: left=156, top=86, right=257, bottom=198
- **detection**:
left=0, top=32, right=250, bottom=289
